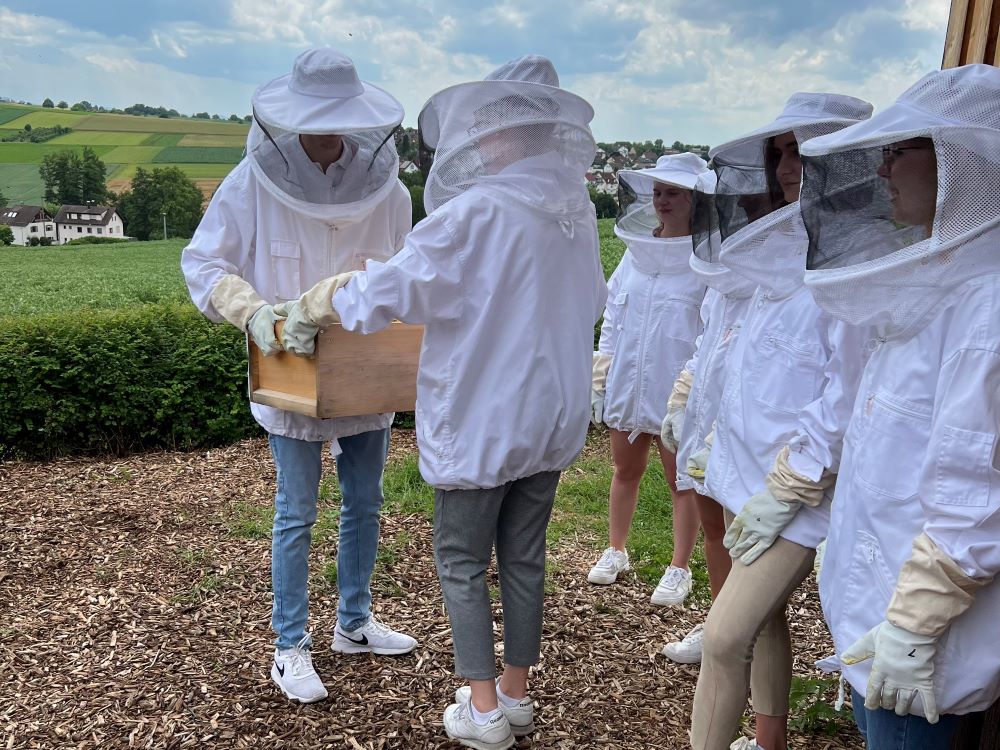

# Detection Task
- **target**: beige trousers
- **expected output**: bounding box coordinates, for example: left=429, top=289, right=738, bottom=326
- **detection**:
left=689, top=511, right=816, bottom=750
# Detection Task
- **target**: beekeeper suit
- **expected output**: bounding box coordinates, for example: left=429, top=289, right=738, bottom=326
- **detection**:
left=281, top=55, right=604, bottom=748
left=798, top=64, right=1000, bottom=743
left=666, top=172, right=757, bottom=496
left=688, top=93, right=874, bottom=750
left=181, top=48, right=416, bottom=705
left=593, top=153, right=708, bottom=439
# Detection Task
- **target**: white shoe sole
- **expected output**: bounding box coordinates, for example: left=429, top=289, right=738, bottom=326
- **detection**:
left=660, top=646, right=702, bottom=665
left=649, top=590, right=689, bottom=606
left=454, top=688, right=535, bottom=737
left=443, top=727, right=516, bottom=750
left=588, top=567, right=628, bottom=585
left=331, top=638, right=417, bottom=656
left=270, top=664, right=328, bottom=703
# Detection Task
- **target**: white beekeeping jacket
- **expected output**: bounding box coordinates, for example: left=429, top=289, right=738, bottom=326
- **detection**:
left=181, top=158, right=412, bottom=442
left=818, top=274, right=1000, bottom=715
left=675, top=286, right=755, bottom=494
left=704, top=221, right=870, bottom=549
left=598, top=230, right=705, bottom=438
left=333, top=151, right=607, bottom=489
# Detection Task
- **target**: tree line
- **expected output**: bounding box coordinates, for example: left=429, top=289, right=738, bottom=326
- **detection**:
left=38, top=97, right=253, bottom=123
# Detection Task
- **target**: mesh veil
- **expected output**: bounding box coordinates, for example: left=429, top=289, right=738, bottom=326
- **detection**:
left=800, top=64, right=1000, bottom=335
left=417, top=71, right=595, bottom=213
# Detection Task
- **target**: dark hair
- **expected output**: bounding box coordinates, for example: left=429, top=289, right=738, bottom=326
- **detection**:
left=764, top=134, right=793, bottom=211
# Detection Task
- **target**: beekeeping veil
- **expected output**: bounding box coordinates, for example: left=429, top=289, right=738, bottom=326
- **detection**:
left=687, top=171, right=757, bottom=298
left=692, top=93, right=873, bottom=297
left=801, top=64, right=1000, bottom=336
left=417, top=55, right=596, bottom=213
left=247, top=48, right=403, bottom=222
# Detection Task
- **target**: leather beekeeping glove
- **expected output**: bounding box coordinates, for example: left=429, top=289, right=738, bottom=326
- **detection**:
left=660, top=368, right=693, bottom=454
left=591, top=353, right=612, bottom=426
left=211, top=274, right=286, bottom=356
left=724, top=446, right=835, bottom=565
left=842, top=533, right=990, bottom=724
left=273, top=271, right=358, bottom=357
left=686, top=429, right=713, bottom=480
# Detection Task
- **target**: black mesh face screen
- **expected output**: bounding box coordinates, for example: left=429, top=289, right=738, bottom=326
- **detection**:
left=417, top=130, right=435, bottom=182
left=617, top=179, right=639, bottom=222
left=691, top=188, right=720, bottom=263
left=801, top=149, right=922, bottom=271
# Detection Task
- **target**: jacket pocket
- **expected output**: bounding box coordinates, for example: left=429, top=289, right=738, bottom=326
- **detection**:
left=749, top=333, right=822, bottom=415
left=270, top=240, right=301, bottom=300
left=854, top=391, right=930, bottom=501
left=841, top=531, right=896, bottom=623
left=934, top=425, right=995, bottom=507
left=351, top=248, right=394, bottom=271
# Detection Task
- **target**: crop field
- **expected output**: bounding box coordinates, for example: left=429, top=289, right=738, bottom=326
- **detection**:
left=178, top=133, right=247, bottom=147
left=0, top=105, right=248, bottom=205
left=0, top=163, right=46, bottom=205
left=49, top=131, right=150, bottom=146
left=153, top=146, right=246, bottom=163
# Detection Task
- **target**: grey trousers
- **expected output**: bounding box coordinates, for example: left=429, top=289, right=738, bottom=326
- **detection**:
left=433, top=470, right=560, bottom=680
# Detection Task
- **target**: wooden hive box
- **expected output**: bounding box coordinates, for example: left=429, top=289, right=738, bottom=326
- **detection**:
left=248, top=321, right=423, bottom=418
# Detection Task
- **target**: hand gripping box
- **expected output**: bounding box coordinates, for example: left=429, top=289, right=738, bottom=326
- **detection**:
left=248, top=322, right=423, bottom=418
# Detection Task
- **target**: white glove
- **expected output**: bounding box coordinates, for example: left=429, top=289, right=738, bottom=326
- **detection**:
left=591, top=389, right=605, bottom=426
left=686, top=446, right=711, bottom=480
left=273, top=271, right=357, bottom=357
left=723, top=489, right=800, bottom=565
left=841, top=621, right=940, bottom=723
left=246, top=304, right=285, bottom=357
left=660, top=406, right=685, bottom=454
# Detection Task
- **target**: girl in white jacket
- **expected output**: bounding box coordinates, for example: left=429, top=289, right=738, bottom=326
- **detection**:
left=795, top=64, right=1000, bottom=750
left=587, top=154, right=709, bottom=607
left=687, top=93, right=874, bottom=750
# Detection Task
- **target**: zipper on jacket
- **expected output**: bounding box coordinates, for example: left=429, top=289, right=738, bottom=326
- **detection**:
left=631, top=271, right=657, bottom=433
left=864, top=391, right=930, bottom=421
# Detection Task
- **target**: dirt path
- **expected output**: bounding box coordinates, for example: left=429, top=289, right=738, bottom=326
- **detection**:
left=1, top=435, right=862, bottom=749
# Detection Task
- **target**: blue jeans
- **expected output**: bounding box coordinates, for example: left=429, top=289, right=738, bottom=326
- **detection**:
left=851, top=688, right=959, bottom=750
left=268, top=428, right=390, bottom=648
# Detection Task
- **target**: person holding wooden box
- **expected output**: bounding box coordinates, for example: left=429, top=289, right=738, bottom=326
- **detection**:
left=273, top=55, right=606, bottom=750
left=181, top=48, right=417, bottom=705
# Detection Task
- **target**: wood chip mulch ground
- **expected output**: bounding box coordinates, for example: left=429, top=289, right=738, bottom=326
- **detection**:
left=1, top=433, right=863, bottom=749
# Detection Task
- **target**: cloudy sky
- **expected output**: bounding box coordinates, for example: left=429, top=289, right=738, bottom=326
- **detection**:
left=0, top=0, right=948, bottom=145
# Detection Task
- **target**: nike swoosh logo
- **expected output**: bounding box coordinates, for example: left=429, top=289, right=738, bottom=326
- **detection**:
left=275, top=661, right=285, bottom=677
left=343, top=632, right=369, bottom=646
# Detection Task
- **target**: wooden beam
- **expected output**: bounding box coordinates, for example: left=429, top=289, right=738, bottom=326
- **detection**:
left=967, top=0, right=994, bottom=61
left=944, top=0, right=972, bottom=67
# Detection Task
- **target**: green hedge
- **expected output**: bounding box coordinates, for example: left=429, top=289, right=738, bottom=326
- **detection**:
left=0, top=304, right=259, bottom=460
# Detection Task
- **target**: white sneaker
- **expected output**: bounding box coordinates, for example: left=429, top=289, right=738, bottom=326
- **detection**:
left=588, top=547, right=631, bottom=584
left=661, top=623, right=704, bottom=664
left=455, top=680, right=535, bottom=737
left=332, top=616, right=418, bottom=655
left=650, top=565, right=692, bottom=606
left=443, top=701, right=515, bottom=750
left=271, top=637, right=328, bottom=703
left=730, top=738, right=759, bottom=750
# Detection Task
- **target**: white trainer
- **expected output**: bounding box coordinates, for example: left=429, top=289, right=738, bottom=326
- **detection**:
left=455, top=681, right=535, bottom=737
left=271, top=637, right=328, bottom=703
left=332, top=616, right=418, bottom=655
left=661, top=623, right=704, bottom=664
left=650, top=565, right=692, bottom=606
left=443, top=701, right=515, bottom=750
left=587, top=547, right=631, bottom=584
left=729, top=738, right=759, bottom=750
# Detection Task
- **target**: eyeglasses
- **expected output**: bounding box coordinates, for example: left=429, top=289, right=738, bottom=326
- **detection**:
left=881, top=145, right=932, bottom=165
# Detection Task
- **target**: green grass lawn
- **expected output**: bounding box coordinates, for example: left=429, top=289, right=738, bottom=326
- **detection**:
left=0, top=239, right=191, bottom=317
left=48, top=131, right=151, bottom=146
left=0, top=142, right=114, bottom=163
left=178, top=134, right=248, bottom=148
left=153, top=146, right=245, bottom=164
left=1, top=109, right=88, bottom=129
left=100, top=145, right=166, bottom=163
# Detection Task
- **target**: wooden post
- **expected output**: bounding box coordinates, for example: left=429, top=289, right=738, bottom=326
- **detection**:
left=942, top=4, right=1000, bottom=744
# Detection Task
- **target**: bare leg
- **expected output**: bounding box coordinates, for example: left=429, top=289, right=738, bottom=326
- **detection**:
left=695, top=492, right=732, bottom=600
left=755, top=713, right=788, bottom=750
left=498, top=664, right=529, bottom=700
left=608, top=430, right=653, bottom=550
left=655, top=438, right=700, bottom=569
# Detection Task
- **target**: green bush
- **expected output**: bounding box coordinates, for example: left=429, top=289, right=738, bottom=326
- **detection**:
left=0, top=304, right=259, bottom=459
left=64, top=236, right=130, bottom=246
